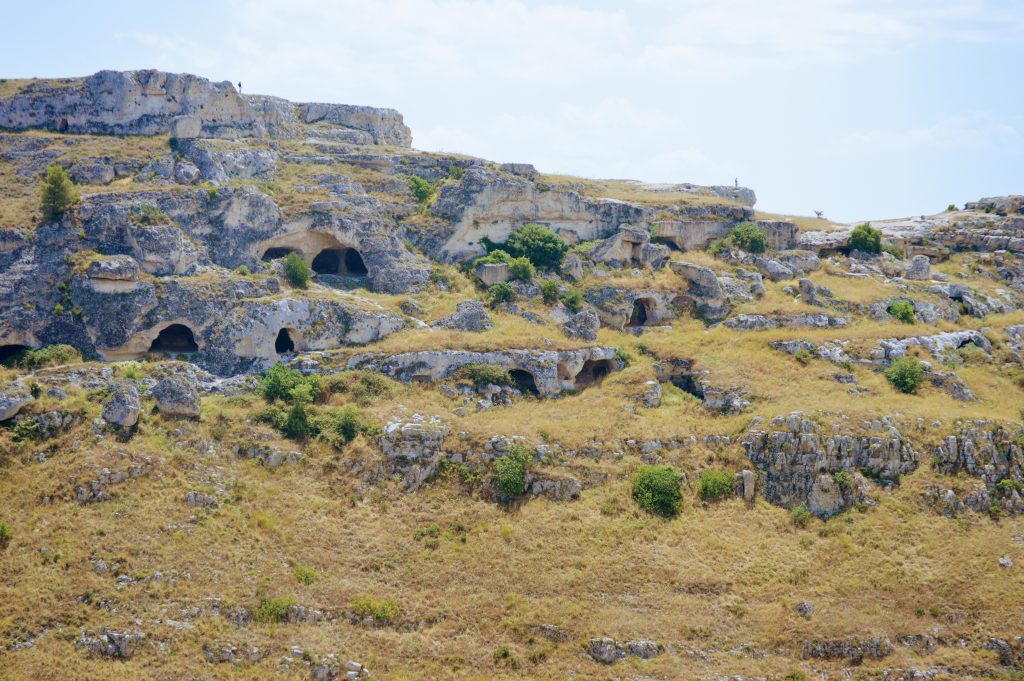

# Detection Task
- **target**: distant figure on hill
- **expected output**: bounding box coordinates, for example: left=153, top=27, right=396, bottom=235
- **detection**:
left=734, top=177, right=738, bottom=188
left=237, top=82, right=242, bottom=91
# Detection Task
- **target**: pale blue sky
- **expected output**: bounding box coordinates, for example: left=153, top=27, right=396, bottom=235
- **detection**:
left=3, top=0, right=1022, bottom=221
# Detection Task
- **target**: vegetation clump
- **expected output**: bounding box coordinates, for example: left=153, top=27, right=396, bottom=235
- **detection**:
left=540, top=279, right=560, bottom=305
left=848, top=223, right=882, bottom=254
left=729, top=222, right=768, bottom=253
left=6, top=344, right=82, bottom=369
left=0, top=521, right=10, bottom=550
left=130, top=204, right=171, bottom=226
left=351, top=597, right=400, bottom=623
left=39, top=163, right=78, bottom=223
left=255, top=595, right=296, bottom=623
left=790, top=503, right=812, bottom=528
left=697, top=470, right=735, bottom=502
left=472, top=249, right=534, bottom=281
left=484, top=223, right=568, bottom=270
left=561, top=287, right=584, bottom=313
left=488, top=281, right=516, bottom=306
left=887, top=300, right=916, bottom=324
left=494, top=444, right=532, bottom=500
left=453, top=363, right=513, bottom=388
left=885, top=357, right=926, bottom=394
left=631, top=465, right=682, bottom=517
left=283, top=252, right=311, bottom=289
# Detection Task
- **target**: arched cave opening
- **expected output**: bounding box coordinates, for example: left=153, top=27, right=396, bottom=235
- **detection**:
left=0, top=344, right=29, bottom=365
left=574, top=359, right=616, bottom=390
left=262, top=247, right=298, bottom=261
left=509, top=369, right=540, bottom=396
left=311, top=247, right=368, bottom=276
left=275, top=328, right=296, bottom=354
left=627, top=298, right=653, bottom=327
left=149, top=324, right=198, bottom=354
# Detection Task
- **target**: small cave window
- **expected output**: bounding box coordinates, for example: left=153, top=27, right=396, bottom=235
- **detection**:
left=345, top=249, right=368, bottom=276
left=0, top=344, right=30, bottom=365
left=574, top=359, right=616, bottom=390
left=275, top=328, right=295, bottom=354
left=509, top=369, right=539, bottom=396
left=149, top=324, right=198, bottom=354
left=57, top=117, right=69, bottom=132
left=627, top=298, right=653, bottom=327
left=262, top=247, right=298, bottom=261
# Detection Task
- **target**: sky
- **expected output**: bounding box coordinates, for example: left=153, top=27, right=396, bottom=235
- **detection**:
left=3, top=0, right=1022, bottom=221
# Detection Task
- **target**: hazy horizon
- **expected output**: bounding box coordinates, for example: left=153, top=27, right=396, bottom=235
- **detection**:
left=3, top=0, right=1022, bottom=222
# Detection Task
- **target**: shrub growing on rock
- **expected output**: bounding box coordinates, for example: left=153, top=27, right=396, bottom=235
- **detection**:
left=729, top=222, right=768, bottom=254
left=259, top=364, right=320, bottom=403
left=453, top=363, right=513, bottom=388
left=488, top=282, right=516, bottom=306
left=848, top=223, right=882, bottom=254
left=540, top=279, right=560, bottom=305
left=494, top=444, right=532, bottom=500
left=255, top=596, right=296, bottom=623
left=631, top=465, right=682, bottom=517
left=39, top=163, right=78, bottom=223
left=697, top=470, right=735, bottom=502
left=473, top=249, right=512, bottom=267
left=15, top=344, right=81, bottom=369
left=283, top=252, right=311, bottom=289
left=885, top=357, right=926, bottom=394
left=502, top=223, right=568, bottom=270
left=561, top=288, right=584, bottom=313
left=406, top=175, right=437, bottom=203
left=886, top=300, right=916, bottom=324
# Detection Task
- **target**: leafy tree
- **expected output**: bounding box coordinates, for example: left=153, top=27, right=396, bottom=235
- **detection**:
left=885, top=357, right=926, bottom=394
left=406, top=175, right=437, bottom=203
left=849, top=223, right=882, bottom=254
left=729, top=222, right=768, bottom=254
left=283, top=252, right=311, bottom=289
left=39, top=163, right=79, bottom=223
left=503, top=223, right=568, bottom=270
left=631, top=465, right=682, bottom=517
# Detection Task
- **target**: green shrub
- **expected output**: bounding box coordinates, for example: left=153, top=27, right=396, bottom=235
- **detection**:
left=540, top=279, right=560, bottom=305
left=255, top=596, right=296, bottom=623
left=997, top=478, right=1023, bottom=493
left=114, top=362, right=144, bottom=380
left=848, top=223, right=882, bottom=254
left=233, top=264, right=252, bottom=276
left=794, top=349, right=814, bottom=365
left=473, top=249, right=513, bottom=267
left=561, top=288, right=584, bottom=313
left=447, top=165, right=466, bottom=181
left=314, top=405, right=375, bottom=447
left=790, top=503, right=812, bottom=528
left=887, top=300, right=916, bottom=324
left=453, top=363, right=513, bottom=388
left=406, top=175, right=437, bottom=203
left=502, top=223, right=568, bottom=270
left=833, top=470, right=853, bottom=490
left=494, top=444, right=532, bottom=500
left=697, top=470, right=735, bottom=502
left=631, top=465, right=682, bottom=517
left=283, top=402, right=312, bottom=439
left=293, top=564, right=318, bottom=584
left=882, top=244, right=904, bottom=259
left=351, top=597, right=400, bottom=622
left=706, top=237, right=731, bottom=256
left=729, top=222, right=768, bottom=253
left=507, top=257, right=535, bottom=282
left=130, top=204, right=171, bottom=226
left=0, top=521, right=10, bottom=549
left=39, top=163, right=78, bottom=223
left=885, top=357, right=926, bottom=394
left=488, top=282, right=516, bottom=306
left=323, top=371, right=394, bottom=405
left=946, top=203, right=958, bottom=212
left=614, top=347, right=633, bottom=366
left=259, top=364, right=318, bottom=402
left=17, top=344, right=81, bottom=369
left=283, top=252, right=311, bottom=289
left=11, top=419, right=41, bottom=443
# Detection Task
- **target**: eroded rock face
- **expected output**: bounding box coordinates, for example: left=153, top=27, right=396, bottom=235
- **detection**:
left=668, top=261, right=729, bottom=322
left=102, top=383, right=141, bottom=428
left=927, top=421, right=1024, bottom=515
left=76, top=628, right=146, bottom=659
left=724, top=313, right=847, bottom=331
left=585, top=286, right=677, bottom=330
left=742, top=412, right=919, bottom=518
left=0, top=384, right=33, bottom=421
left=379, top=415, right=450, bottom=490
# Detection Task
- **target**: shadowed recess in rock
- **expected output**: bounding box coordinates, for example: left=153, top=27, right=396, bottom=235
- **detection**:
left=575, top=358, right=615, bottom=389
left=275, top=328, right=295, bottom=354
left=149, top=324, right=198, bottom=354
left=0, top=344, right=29, bottom=364
left=509, top=369, right=539, bottom=396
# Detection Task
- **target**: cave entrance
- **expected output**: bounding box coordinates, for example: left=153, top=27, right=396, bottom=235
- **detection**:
left=58, top=117, right=69, bottom=133
left=149, top=324, right=198, bottom=354
left=670, top=374, right=705, bottom=401
left=0, top=344, right=29, bottom=366
left=627, top=298, right=653, bottom=327
left=311, top=247, right=368, bottom=276
left=509, top=369, right=539, bottom=396
left=262, top=247, right=298, bottom=261
left=574, top=359, right=616, bottom=390
left=275, top=328, right=295, bottom=354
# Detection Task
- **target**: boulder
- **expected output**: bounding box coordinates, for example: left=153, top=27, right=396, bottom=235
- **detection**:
left=668, top=261, right=729, bottom=322
left=475, top=263, right=509, bottom=286
left=151, top=375, right=201, bottom=418
left=434, top=301, right=493, bottom=332
left=561, top=253, right=585, bottom=281
left=77, top=628, right=146, bottom=659
left=0, top=385, right=33, bottom=422
left=560, top=309, right=600, bottom=341
left=905, top=254, right=931, bottom=280
left=102, top=383, right=141, bottom=428
left=86, top=255, right=140, bottom=282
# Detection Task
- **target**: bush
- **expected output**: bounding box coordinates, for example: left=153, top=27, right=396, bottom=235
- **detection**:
left=0, top=521, right=10, bottom=550
left=540, top=279, right=560, bottom=305
left=946, top=203, right=958, bottom=212
left=351, top=597, right=400, bottom=622
left=15, top=344, right=81, bottom=369
left=12, top=419, right=42, bottom=443
left=293, top=564, right=318, bottom=584
left=255, top=596, right=296, bottom=623
left=790, top=503, right=812, bottom=528
left=697, top=470, right=735, bottom=502
left=794, top=349, right=814, bottom=365
left=322, top=371, right=394, bottom=405
left=885, top=357, right=926, bottom=394
left=448, top=165, right=466, bottom=181
left=729, top=222, right=768, bottom=254
left=259, top=364, right=319, bottom=403
left=507, top=257, right=535, bottom=282
left=453, top=363, right=513, bottom=388
left=833, top=470, right=853, bottom=490
left=488, top=282, right=516, bottom=306
left=706, top=237, right=731, bottom=256
left=502, top=223, right=568, bottom=270
left=314, top=405, right=376, bottom=447
left=233, top=264, right=252, bottom=276
left=283, top=252, right=311, bottom=289
left=130, top=204, right=171, bottom=226
left=631, top=465, right=682, bottom=517
left=283, top=401, right=312, bottom=439
left=494, top=444, right=532, bottom=500
left=473, top=249, right=512, bottom=267
left=848, top=223, right=882, bottom=254
left=882, top=244, right=904, bottom=259
left=39, top=163, right=78, bottom=223
left=887, top=300, right=916, bottom=324
left=406, top=175, right=437, bottom=203
left=561, top=288, right=584, bottom=313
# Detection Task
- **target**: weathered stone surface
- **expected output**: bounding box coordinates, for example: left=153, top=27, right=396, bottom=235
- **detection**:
left=77, top=628, right=145, bottom=659
left=433, top=301, right=493, bottom=332
left=0, top=384, right=33, bottom=421
left=905, top=254, right=931, bottom=280
left=102, top=383, right=140, bottom=428
left=585, top=286, right=677, bottom=330
left=151, top=375, right=201, bottom=417
left=723, top=313, right=847, bottom=331
left=801, top=637, right=893, bottom=662
left=668, top=261, right=729, bottom=322
left=586, top=637, right=663, bottom=664
left=379, top=415, right=450, bottom=490
left=589, top=226, right=669, bottom=269
left=927, top=421, right=1024, bottom=515
left=560, top=309, right=600, bottom=341
left=475, top=262, right=509, bottom=285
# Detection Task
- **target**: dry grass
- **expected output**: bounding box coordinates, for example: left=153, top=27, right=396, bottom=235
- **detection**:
left=540, top=174, right=743, bottom=208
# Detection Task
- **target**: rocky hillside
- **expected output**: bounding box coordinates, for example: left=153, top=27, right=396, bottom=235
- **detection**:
left=1, top=70, right=1023, bottom=681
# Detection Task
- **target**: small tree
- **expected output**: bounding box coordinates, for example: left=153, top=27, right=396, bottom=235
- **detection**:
left=39, top=163, right=79, bottom=223
left=885, top=357, right=926, bottom=394
left=283, top=252, right=311, bottom=289
left=729, top=223, right=768, bottom=254
left=886, top=300, right=916, bottom=324
left=561, top=288, right=584, bottom=313
left=504, top=223, right=568, bottom=270
left=848, top=223, right=882, bottom=254
left=507, top=257, right=535, bottom=282
left=488, top=282, right=516, bottom=306
left=406, top=175, right=437, bottom=203
left=540, top=279, right=560, bottom=305
left=631, top=465, right=682, bottom=517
